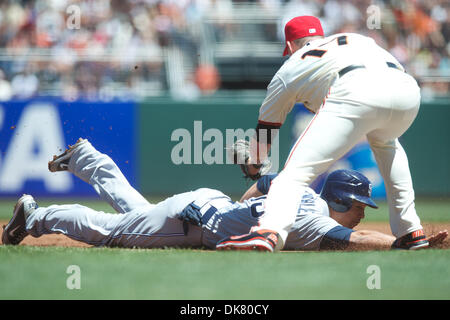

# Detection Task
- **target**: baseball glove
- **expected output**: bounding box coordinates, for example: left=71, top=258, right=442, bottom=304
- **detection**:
left=178, top=203, right=203, bottom=227
left=227, top=139, right=271, bottom=181
left=178, top=202, right=203, bottom=236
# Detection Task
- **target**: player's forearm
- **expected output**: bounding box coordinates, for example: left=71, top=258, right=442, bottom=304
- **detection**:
left=247, top=119, right=281, bottom=166
left=346, top=230, right=395, bottom=251
left=249, top=127, right=279, bottom=165
left=248, top=137, right=271, bottom=164
left=239, top=182, right=263, bottom=202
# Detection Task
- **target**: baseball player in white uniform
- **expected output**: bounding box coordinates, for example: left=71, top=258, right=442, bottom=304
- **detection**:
left=2, top=138, right=446, bottom=251
left=217, top=15, right=429, bottom=252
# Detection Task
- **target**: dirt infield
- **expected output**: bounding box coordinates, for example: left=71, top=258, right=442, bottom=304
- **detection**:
left=1, top=220, right=449, bottom=249
left=355, top=222, right=450, bottom=249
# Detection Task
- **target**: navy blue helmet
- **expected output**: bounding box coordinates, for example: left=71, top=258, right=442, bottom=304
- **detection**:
left=320, top=169, right=378, bottom=213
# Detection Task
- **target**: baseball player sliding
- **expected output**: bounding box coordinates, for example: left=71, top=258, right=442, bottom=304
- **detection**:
left=218, top=15, right=430, bottom=252
left=2, top=138, right=447, bottom=250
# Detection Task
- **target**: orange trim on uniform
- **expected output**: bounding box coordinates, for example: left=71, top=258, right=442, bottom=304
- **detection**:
left=257, top=120, right=282, bottom=127
left=412, top=230, right=425, bottom=238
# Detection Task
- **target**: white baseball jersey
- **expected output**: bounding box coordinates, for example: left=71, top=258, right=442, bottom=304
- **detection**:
left=26, top=140, right=341, bottom=250
left=255, top=32, right=423, bottom=246
left=258, top=33, right=404, bottom=125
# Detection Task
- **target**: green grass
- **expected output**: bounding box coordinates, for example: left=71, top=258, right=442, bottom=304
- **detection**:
left=1, top=246, right=449, bottom=300
left=0, top=197, right=449, bottom=300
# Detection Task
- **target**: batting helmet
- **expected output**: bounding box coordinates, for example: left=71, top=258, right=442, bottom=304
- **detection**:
left=320, top=169, right=378, bottom=212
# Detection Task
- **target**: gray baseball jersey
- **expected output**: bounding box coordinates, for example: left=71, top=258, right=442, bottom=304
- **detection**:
left=26, top=140, right=340, bottom=250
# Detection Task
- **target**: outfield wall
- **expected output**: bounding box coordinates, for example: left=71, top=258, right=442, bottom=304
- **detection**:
left=401, top=100, right=450, bottom=196
left=0, top=98, right=139, bottom=197
left=0, top=96, right=448, bottom=198
left=138, top=96, right=293, bottom=196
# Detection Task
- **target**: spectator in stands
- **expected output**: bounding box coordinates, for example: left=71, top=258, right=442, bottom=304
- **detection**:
left=0, top=0, right=447, bottom=98
left=11, top=66, right=39, bottom=99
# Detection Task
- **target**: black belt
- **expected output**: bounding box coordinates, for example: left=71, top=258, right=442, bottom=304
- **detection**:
left=338, top=62, right=402, bottom=78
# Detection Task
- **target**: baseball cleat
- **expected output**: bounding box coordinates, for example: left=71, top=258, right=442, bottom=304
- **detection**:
left=216, top=229, right=279, bottom=252
left=2, top=194, right=38, bottom=245
left=48, top=138, right=87, bottom=172
left=392, top=229, right=429, bottom=250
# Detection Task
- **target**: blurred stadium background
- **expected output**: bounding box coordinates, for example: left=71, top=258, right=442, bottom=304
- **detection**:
left=0, top=0, right=449, bottom=200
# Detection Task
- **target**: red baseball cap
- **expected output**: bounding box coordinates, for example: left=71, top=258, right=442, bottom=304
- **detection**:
left=283, top=16, right=324, bottom=56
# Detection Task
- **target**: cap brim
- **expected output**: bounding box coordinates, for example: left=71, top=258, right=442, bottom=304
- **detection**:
left=366, top=199, right=378, bottom=209
left=356, top=197, right=378, bottom=209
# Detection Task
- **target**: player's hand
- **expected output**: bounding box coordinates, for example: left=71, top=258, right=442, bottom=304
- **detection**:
left=245, top=157, right=262, bottom=176
left=427, top=230, right=448, bottom=247
left=227, top=140, right=271, bottom=181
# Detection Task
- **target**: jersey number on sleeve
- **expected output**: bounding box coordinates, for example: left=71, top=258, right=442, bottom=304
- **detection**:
left=301, top=35, right=348, bottom=59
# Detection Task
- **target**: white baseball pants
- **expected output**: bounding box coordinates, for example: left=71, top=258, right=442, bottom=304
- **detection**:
left=257, top=67, right=423, bottom=249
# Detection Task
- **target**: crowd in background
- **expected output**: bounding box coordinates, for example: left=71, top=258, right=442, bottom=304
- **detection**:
left=0, top=0, right=448, bottom=100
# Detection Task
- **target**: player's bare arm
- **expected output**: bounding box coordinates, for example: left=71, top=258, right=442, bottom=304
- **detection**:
left=346, top=230, right=395, bottom=251
left=249, top=136, right=271, bottom=164
left=241, top=174, right=277, bottom=202
left=239, top=182, right=263, bottom=202
left=246, top=123, right=281, bottom=177
left=346, top=229, right=448, bottom=251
